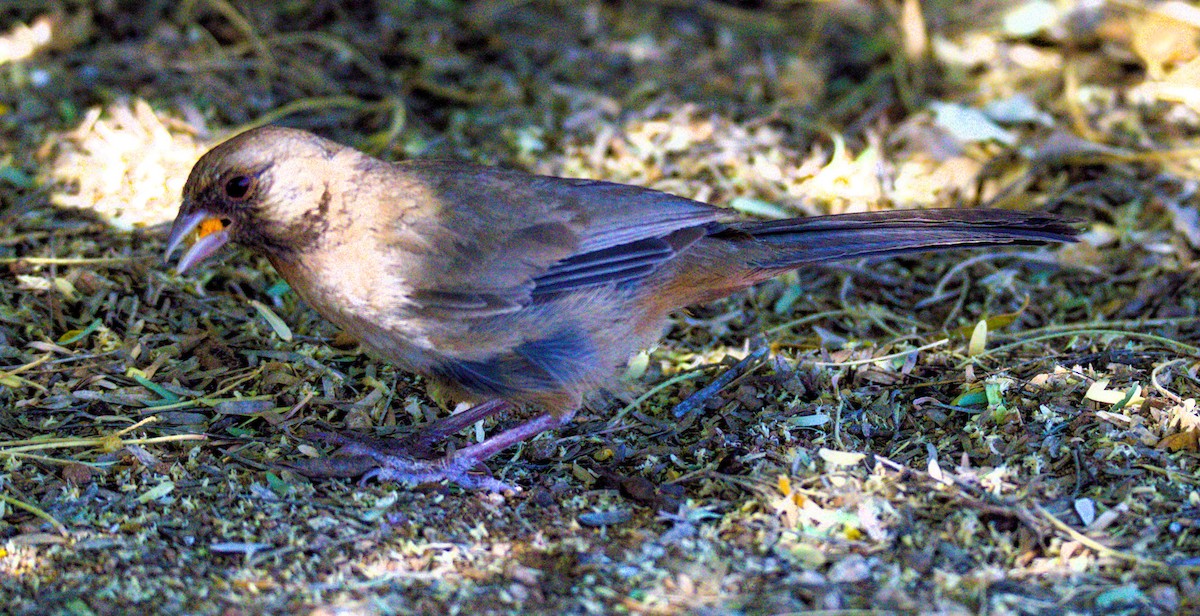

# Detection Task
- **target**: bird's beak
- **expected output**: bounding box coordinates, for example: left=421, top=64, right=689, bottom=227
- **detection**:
left=164, top=209, right=230, bottom=274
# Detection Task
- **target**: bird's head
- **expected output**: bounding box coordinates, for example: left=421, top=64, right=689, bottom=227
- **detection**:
left=165, top=125, right=353, bottom=273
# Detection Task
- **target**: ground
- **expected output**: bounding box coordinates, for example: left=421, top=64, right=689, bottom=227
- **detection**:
left=1, top=1, right=1199, bottom=614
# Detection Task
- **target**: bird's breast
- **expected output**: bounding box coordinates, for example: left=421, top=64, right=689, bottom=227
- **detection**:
left=266, top=248, right=439, bottom=370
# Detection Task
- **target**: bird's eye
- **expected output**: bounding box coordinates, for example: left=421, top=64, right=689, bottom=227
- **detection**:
left=223, top=175, right=253, bottom=200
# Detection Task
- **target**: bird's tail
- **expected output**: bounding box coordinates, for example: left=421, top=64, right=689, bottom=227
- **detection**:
left=730, top=209, right=1079, bottom=272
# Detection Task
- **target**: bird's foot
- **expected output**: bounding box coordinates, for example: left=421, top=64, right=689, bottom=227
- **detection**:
left=361, top=451, right=516, bottom=492
left=292, top=408, right=574, bottom=492
left=288, top=398, right=516, bottom=477
left=295, top=430, right=508, bottom=490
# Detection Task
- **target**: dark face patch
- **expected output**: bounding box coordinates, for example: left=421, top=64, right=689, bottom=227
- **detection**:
left=238, top=202, right=329, bottom=261
left=316, top=183, right=332, bottom=217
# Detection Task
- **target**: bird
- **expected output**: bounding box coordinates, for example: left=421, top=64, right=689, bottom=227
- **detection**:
left=165, top=125, right=1078, bottom=491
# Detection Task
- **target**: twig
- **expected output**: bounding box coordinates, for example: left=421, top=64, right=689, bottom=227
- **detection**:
left=0, top=492, right=69, bottom=536
left=673, top=346, right=768, bottom=418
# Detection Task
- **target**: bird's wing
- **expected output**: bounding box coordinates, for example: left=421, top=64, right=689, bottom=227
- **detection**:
left=385, top=161, right=725, bottom=319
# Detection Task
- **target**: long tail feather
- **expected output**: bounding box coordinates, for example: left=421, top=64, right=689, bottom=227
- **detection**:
left=732, top=209, right=1078, bottom=270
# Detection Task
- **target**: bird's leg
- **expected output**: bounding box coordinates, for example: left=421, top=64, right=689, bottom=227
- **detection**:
left=305, top=398, right=513, bottom=460
left=411, top=398, right=513, bottom=452
left=356, top=409, right=576, bottom=492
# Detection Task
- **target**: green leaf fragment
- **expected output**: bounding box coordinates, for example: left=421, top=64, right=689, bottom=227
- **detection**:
left=58, top=320, right=101, bottom=345
left=130, top=374, right=181, bottom=406
left=138, top=480, right=175, bottom=503
left=729, top=197, right=792, bottom=219
left=250, top=299, right=293, bottom=341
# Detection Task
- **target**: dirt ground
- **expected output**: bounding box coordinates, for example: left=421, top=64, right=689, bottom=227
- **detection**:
left=2, top=1, right=1199, bottom=614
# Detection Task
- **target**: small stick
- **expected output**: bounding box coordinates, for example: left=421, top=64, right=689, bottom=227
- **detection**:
left=673, top=346, right=768, bottom=418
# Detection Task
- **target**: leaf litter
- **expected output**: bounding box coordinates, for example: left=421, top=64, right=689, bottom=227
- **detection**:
left=0, top=1, right=1198, bottom=614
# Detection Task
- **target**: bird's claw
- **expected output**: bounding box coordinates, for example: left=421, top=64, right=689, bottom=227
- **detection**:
left=293, top=409, right=568, bottom=492
left=297, top=429, right=517, bottom=492
left=361, top=458, right=518, bottom=493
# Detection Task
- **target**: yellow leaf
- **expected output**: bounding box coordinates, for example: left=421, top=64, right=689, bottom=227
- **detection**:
left=1084, top=380, right=1146, bottom=407
left=249, top=299, right=293, bottom=341
left=1132, top=3, right=1200, bottom=80
left=948, top=296, right=1029, bottom=339
left=1157, top=430, right=1199, bottom=452
left=968, top=319, right=988, bottom=356
left=819, top=448, right=865, bottom=467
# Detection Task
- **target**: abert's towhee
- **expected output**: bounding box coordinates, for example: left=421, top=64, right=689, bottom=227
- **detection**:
left=166, top=126, right=1077, bottom=490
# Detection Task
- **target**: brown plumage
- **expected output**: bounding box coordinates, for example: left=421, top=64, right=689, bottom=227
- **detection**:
left=166, top=126, right=1078, bottom=490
